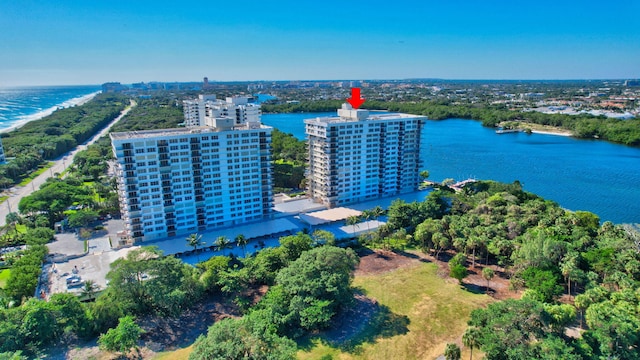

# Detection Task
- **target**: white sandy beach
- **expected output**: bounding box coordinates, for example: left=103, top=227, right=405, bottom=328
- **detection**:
left=530, top=130, right=573, bottom=137
left=0, top=91, right=101, bottom=134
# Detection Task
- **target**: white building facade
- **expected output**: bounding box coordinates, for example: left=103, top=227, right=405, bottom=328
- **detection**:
left=111, top=120, right=273, bottom=243
left=305, top=104, right=426, bottom=208
left=183, top=95, right=260, bottom=128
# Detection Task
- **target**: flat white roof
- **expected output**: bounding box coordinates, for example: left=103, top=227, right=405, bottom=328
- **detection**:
left=304, top=112, right=427, bottom=125
left=299, top=207, right=362, bottom=226
left=110, top=124, right=271, bottom=140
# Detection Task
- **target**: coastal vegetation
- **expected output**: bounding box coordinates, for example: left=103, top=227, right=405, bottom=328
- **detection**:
left=2, top=176, right=640, bottom=358
left=0, top=93, right=128, bottom=188
left=271, top=129, right=307, bottom=191
left=1, top=91, right=639, bottom=358
left=262, top=100, right=640, bottom=147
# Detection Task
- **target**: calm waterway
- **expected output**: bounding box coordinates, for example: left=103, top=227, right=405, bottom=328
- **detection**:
left=262, top=112, right=640, bottom=225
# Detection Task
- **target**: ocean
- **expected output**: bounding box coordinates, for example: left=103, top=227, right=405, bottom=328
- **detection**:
left=0, top=85, right=101, bottom=132
left=261, top=112, right=640, bottom=225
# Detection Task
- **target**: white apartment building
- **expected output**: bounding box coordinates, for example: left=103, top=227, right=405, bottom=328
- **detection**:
left=111, top=113, right=273, bottom=243
left=305, top=104, right=426, bottom=208
left=183, top=95, right=261, bottom=128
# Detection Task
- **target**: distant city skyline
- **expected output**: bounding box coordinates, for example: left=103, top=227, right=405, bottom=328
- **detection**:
left=1, top=0, right=639, bottom=86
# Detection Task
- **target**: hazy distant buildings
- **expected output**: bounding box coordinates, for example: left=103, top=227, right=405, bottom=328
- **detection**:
left=111, top=96, right=273, bottom=243
left=305, top=104, right=426, bottom=208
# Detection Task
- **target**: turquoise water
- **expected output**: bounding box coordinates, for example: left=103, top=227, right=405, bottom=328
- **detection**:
left=0, top=85, right=101, bottom=131
left=262, top=113, right=640, bottom=224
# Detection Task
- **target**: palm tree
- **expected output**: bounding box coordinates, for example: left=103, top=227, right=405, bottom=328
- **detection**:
left=81, top=280, right=99, bottom=301
left=482, top=267, right=495, bottom=294
left=186, top=233, right=204, bottom=261
left=362, top=210, right=372, bottom=234
left=371, top=206, right=385, bottom=222
left=235, top=234, right=248, bottom=257
left=444, top=343, right=461, bottom=360
left=346, top=215, right=360, bottom=236
left=560, top=253, right=578, bottom=299
left=215, top=236, right=231, bottom=256
left=462, top=327, right=481, bottom=360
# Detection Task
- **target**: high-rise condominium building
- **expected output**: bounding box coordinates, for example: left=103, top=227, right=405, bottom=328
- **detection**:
left=111, top=98, right=273, bottom=243
left=305, top=104, right=426, bottom=208
left=183, top=95, right=261, bottom=128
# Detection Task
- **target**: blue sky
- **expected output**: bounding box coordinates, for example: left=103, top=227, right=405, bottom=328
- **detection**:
left=1, top=0, right=639, bottom=86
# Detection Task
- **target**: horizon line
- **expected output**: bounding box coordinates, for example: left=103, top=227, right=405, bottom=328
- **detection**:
left=3, top=77, right=640, bottom=88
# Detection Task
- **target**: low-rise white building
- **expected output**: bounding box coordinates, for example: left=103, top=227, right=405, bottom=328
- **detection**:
left=305, top=104, right=426, bottom=208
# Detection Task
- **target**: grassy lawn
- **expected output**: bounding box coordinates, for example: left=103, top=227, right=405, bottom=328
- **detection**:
left=298, top=261, right=493, bottom=360
left=0, top=269, right=11, bottom=288
left=152, top=345, right=193, bottom=360
left=143, top=259, right=493, bottom=360
left=18, top=162, right=54, bottom=187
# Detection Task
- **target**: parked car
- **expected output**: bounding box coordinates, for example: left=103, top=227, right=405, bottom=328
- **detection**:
left=67, top=279, right=82, bottom=288
left=66, top=275, right=81, bottom=284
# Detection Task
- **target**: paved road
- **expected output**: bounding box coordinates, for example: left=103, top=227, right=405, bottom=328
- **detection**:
left=0, top=100, right=136, bottom=227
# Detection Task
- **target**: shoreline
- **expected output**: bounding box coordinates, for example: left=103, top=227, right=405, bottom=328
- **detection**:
left=497, top=120, right=574, bottom=138
left=530, top=129, right=572, bottom=137
left=0, top=91, right=101, bottom=134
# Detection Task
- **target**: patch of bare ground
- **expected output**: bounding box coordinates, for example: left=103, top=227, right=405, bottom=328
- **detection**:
left=320, top=293, right=379, bottom=345
left=46, top=288, right=268, bottom=359
left=354, top=248, right=421, bottom=276
left=138, top=295, right=240, bottom=352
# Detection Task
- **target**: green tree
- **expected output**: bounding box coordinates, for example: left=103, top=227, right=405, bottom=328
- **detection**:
left=81, top=280, right=99, bottom=301
left=279, top=233, right=313, bottom=263
left=189, top=312, right=296, bottom=360
left=105, top=246, right=202, bottom=316
left=585, top=300, right=640, bottom=359
left=444, top=343, right=461, bottom=360
left=67, top=209, right=99, bottom=228
left=481, top=267, right=495, bottom=293
left=311, top=229, right=335, bottom=246
left=98, top=315, right=143, bottom=354
left=371, top=205, right=385, bottom=222
left=215, top=236, right=231, bottom=256
left=560, top=253, right=578, bottom=298
left=450, top=264, right=468, bottom=285
left=468, top=298, right=560, bottom=359
left=235, top=234, right=248, bottom=257
left=521, top=267, right=563, bottom=303
left=187, top=233, right=204, bottom=261
left=262, top=246, right=359, bottom=336
left=346, top=215, right=360, bottom=235
left=462, top=327, right=481, bottom=360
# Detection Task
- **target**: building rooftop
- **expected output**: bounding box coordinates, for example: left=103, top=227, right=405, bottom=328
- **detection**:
left=110, top=124, right=271, bottom=140
left=304, top=104, right=427, bottom=125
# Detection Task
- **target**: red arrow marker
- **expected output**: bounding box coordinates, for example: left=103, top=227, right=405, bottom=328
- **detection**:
left=346, top=87, right=366, bottom=109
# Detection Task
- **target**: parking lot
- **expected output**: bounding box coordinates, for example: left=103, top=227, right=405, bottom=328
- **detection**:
left=43, top=218, right=139, bottom=298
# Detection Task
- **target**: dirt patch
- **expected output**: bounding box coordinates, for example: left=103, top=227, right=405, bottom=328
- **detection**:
left=138, top=295, right=241, bottom=352
left=355, top=249, right=421, bottom=276
left=320, top=293, right=379, bottom=345
left=45, top=294, right=242, bottom=360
